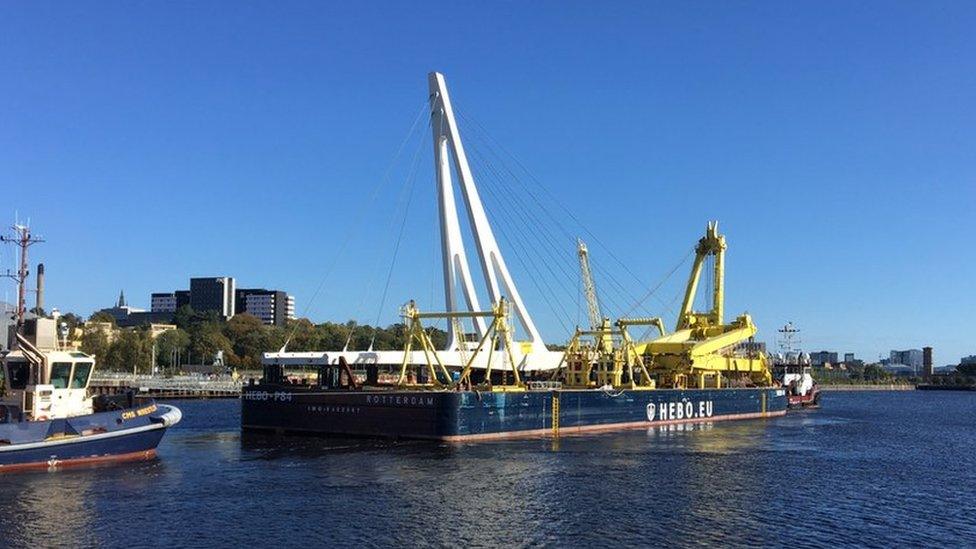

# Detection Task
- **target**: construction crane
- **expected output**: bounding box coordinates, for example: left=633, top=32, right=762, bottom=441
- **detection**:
left=559, top=223, right=771, bottom=391
left=577, top=239, right=602, bottom=330
left=634, top=221, right=772, bottom=389
left=577, top=238, right=613, bottom=353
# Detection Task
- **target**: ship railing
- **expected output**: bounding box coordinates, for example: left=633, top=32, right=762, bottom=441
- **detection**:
left=527, top=381, right=563, bottom=391
left=90, top=374, right=244, bottom=394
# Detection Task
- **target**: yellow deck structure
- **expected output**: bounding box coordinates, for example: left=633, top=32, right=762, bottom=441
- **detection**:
left=559, top=222, right=773, bottom=390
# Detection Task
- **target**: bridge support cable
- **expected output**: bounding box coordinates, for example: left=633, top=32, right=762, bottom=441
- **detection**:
left=468, top=158, right=634, bottom=326
left=347, top=136, right=428, bottom=350
left=469, top=159, right=574, bottom=335
left=453, top=108, right=654, bottom=283
left=283, top=100, right=429, bottom=351
left=462, top=144, right=582, bottom=303
left=454, top=108, right=664, bottom=319
left=454, top=107, right=688, bottom=321
left=459, top=129, right=612, bottom=307
left=457, top=114, right=639, bottom=320
left=463, top=144, right=595, bottom=324
left=369, top=120, right=430, bottom=349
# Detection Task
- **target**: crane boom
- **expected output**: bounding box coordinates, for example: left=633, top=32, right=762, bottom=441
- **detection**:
left=577, top=239, right=603, bottom=330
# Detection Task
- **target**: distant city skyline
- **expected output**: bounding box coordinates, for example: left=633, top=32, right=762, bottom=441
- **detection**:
left=2, top=3, right=973, bottom=362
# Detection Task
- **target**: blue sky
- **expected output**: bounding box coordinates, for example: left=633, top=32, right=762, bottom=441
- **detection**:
left=2, top=2, right=973, bottom=364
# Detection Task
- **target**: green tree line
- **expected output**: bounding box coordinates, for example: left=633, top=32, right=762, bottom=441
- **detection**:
left=81, top=305, right=447, bottom=373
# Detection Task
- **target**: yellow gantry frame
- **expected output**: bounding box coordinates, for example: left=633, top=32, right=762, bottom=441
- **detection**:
left=396, top=298, right=524, bottom=391
left=556, top=319, right=657, bottom=390
left=397, top=300, right=454, bottom=388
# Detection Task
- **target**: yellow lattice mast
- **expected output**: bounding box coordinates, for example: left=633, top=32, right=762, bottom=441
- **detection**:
left=577, top=239, right=613, bottom=353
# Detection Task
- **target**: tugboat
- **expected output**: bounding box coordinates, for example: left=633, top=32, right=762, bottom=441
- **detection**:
left=771, top=322, right=821, bottom=408
left=0, top=224, right=181, bottom=472
left=1, top=321, right=182, bottom=473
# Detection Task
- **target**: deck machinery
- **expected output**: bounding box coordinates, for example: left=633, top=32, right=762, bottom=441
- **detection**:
left=560, top=221, right=772, bottom=392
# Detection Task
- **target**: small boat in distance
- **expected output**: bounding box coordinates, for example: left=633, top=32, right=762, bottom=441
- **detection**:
left=771, top=322, right=821, bottom=408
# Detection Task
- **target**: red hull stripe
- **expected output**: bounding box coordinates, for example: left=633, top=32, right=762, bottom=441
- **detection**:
left=0, top=449, right=157, bottom=473
left=439, top=409, right=788, bottom=442
left=245, top=409, right=787, bottom=442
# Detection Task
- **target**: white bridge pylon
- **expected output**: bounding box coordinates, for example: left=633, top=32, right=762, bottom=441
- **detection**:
left=428, top=71, right=547, bottom=354
left=268, top=73, right=561, bottom=371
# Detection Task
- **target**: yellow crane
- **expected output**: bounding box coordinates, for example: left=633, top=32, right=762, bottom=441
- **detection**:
left=558, top=222, right=770, bottom=390
left=577, top=239, right=603, bottom=330
left=557, top=240, right=657, bottom=389
left=576, top=238, right=613, bottom=353
left=633, top=222, right=772, bottom=389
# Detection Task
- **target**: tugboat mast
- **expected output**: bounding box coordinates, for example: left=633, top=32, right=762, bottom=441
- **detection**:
left=777, top=321, right=801, bottom=355
left=1, top=223, right=44, bottom=332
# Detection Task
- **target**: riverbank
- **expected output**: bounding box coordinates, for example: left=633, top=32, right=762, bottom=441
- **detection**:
left=820, top=384, right=914, bottom=391
left=916, top=383, right=976, bottom=392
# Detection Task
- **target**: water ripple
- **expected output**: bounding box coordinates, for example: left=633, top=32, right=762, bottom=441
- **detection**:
left=1, top=392, right=974, bottom=548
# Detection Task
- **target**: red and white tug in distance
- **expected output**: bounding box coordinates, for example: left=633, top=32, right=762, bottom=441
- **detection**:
left=771, top=322, right=821, bottom=409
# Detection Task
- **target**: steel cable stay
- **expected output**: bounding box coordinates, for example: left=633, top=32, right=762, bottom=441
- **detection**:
left=367, top=119, right=430, bottom=351
left=458, top=111, right=692, bottom=326
left=477, top=192, right=573, bottom=336
left=455, top=108, right=659, bottom=318
left=462, top=143, right=576, bottom=333
left=464, top=139, right=607, bottom=339
left=462, top=136, right=647, bottom=332
left=468, top=155, right=574, bottom=335
left=454, top=107, right=672, bottom=304
left=460, top=127, right=612, bottom=311
left=466, top=145, right=614, bottom=328
left=346, top=126, right=430, bottom=350
left=282, top=100, right=430, bottom=351
left=459, top=120, right=639, bottom=321
left=462, top=142, right=583, bottom=306
left=347, top=119, right=430, bottom=350
left=462, top=106, right=689, bottom=322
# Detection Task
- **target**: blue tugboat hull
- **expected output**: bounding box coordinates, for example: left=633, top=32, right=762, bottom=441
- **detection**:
left=0, top=403, right=181, bottom=472
left=242, top=386, right=786, bottom=441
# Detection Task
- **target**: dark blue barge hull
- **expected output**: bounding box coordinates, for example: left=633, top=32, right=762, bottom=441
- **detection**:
left=242, top=386, right=787, bottom=441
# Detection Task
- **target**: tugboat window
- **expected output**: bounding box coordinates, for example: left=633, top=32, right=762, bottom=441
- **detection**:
left=51, top=362, right=73, bottom=389
left=6, top=361, right=30, bottom=390
left=70, top=362, right=93, bottom=389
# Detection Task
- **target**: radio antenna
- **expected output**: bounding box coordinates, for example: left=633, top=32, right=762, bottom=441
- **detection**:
left=1, top=222, right=45, bottom=331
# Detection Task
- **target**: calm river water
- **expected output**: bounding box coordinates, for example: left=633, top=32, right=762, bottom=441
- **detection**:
left=1, top=391, right=974, bottom=548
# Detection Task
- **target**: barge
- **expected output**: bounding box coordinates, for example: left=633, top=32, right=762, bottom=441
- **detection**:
left=242, top=384, right=785, bottom=441
left=241, top=72, right=788, bottom=441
